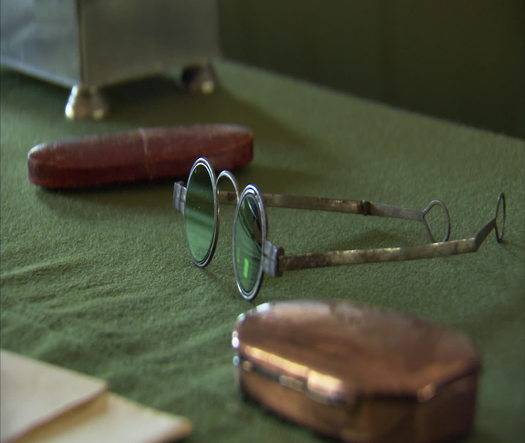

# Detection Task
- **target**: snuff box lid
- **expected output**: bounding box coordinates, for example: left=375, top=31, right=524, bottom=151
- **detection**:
left=232, top=299, right=481, bottom=403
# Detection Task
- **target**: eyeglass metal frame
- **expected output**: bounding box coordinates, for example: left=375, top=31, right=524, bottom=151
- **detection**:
left=173, top=157, right=506, bottom=301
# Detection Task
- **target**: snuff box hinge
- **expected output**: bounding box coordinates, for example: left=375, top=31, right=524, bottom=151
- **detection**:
left=279, top=374, right=306, bottom=392
left=234, top=354, right=306, bottom=392
left=234, top=354, right=342, bottom=405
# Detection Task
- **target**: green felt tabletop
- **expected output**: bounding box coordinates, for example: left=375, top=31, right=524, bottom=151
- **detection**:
left=1, top=61, right=524, bottom=442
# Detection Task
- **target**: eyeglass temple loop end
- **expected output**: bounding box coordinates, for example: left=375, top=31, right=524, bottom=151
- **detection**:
left=495, top=192, right=506, bottom=243
left=422, top=200, right=451, bottom=243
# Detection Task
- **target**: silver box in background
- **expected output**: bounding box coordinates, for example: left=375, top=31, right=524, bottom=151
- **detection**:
left=0, top=0, right=221, bottom=119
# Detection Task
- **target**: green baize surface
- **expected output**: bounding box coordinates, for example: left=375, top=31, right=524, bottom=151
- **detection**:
left=1, top=61, right=524, bottom=442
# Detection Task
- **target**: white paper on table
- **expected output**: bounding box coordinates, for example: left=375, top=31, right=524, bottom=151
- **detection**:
left=1, top=349, right=108, bottom=442
left=1, top=350, right=192, bottom=443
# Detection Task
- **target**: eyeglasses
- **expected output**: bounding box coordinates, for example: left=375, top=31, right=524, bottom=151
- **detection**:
left=173, top=157, right=506, bottom=301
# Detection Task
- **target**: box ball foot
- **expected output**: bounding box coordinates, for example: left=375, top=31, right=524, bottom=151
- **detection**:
left=65, top=85, right=109, bottom=120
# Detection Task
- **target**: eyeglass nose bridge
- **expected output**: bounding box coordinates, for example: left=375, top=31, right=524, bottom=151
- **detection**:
left=195, top=168, right=240, bottom=268
left=216, top=170, right=240, bottom=203
left=214, top=171, right=241, bottom=254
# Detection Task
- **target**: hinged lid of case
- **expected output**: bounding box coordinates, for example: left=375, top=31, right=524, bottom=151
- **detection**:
left=233, top=299, right=481, bottom=404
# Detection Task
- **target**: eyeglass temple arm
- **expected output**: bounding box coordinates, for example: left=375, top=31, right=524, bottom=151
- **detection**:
left=175, top=183, right=446, bottom=238
left=266, top=193, right=506, bottom=276
left=175, top=182, right=453, bottom=244
left=220, top=191, right=450, bottom=243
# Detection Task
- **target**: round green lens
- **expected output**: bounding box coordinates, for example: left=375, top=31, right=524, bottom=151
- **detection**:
left=234, top=191, right=264, bottom=297
left=184, top=162, right=216, bottom=265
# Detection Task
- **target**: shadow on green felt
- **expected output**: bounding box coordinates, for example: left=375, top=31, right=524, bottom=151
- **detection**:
left=106, top=74, right=323, bottom=157
left=1, top=67, right=330, bottom=162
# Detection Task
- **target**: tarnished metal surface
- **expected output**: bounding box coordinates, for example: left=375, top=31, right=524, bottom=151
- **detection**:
left=222, top=192, right=449, bottom=242
left=262, top=241, right=284, bottom=278
left=172, top=182, right=187, bottom=215
left=1, top=0, right=220, bottom=87
left=233, top=299, right=481, bottom=442
left=279, top=194, right=504, bottom=273
left=1, top=0, right=220, bottom=118
left=174, top=157, right=506, bottom=300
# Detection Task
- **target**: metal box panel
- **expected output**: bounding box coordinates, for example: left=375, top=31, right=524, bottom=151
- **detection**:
left=0, top=0, right=220, bottom=88
left=0, top=0, right=81, bottom=86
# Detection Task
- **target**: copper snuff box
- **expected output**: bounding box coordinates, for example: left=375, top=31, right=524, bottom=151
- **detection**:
left=232, top=299, right=481, bottom=442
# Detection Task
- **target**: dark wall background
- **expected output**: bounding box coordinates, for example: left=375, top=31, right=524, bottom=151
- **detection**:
left=218, top=0, right=525, bottom=139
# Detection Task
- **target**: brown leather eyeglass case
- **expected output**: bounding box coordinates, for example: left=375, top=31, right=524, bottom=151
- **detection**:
left=232, top=299, right=481, bottom=442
